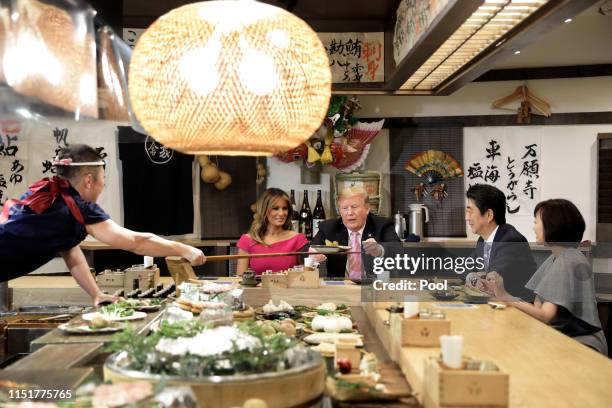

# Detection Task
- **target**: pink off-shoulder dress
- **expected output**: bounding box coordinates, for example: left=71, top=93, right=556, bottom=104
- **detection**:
left=236, top=233, right=309, bottom=275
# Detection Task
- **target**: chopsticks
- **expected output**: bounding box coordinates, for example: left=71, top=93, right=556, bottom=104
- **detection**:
left=204, top=251, right=360, bottom=262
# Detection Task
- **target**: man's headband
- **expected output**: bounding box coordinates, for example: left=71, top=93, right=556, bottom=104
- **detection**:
left=52, top=158, right=105, bottom=166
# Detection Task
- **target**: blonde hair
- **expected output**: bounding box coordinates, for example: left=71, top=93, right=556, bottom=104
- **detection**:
left=249, top=188, right=293, bottom=244
left=338, top=186, right=369, bottom=205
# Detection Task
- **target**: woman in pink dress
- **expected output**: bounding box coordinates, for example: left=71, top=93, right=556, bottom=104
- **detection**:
left=237, top=188, right=309, bottom=276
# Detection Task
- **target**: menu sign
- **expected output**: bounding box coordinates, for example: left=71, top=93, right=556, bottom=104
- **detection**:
left=464, top=130, right=541, bottom=216
left=318, top=32, right=384, bottom=83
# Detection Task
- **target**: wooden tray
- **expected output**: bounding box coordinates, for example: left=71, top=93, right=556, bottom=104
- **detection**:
left=326, top=364, right=415, bottom=403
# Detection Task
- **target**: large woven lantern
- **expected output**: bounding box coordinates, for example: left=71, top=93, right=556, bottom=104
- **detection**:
left=129, top=0, right=332, bottom=155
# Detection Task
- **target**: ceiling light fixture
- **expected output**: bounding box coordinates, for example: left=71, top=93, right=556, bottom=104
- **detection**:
left=128, top=1, right=331, bottom=156
left=564, top=18, right=572, bottom=23
left=400, top=0, right=548, bottom=91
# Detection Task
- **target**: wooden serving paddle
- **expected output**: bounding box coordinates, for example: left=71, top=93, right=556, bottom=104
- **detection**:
left=204, top=251, right=359, bottom=262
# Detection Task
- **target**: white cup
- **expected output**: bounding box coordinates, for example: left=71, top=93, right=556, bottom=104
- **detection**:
left=440, top=335, right=463, bottom=369
left=403, top=295, right=419, bottom=318
left=143, top=256, right=154, bottom=268
left=304, top=257, right=319, bottom=268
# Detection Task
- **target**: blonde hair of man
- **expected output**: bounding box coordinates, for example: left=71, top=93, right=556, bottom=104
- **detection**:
left=338, top=186, right=369, bottom=205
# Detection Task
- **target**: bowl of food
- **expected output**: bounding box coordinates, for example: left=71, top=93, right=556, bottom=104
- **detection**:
left=104, top=322, right=325, bottom=408
left=462, top=286, right=491, bottom=304
left=431, top=290, right=459, bottom=301
left=309, top=245, right=351, bottom=254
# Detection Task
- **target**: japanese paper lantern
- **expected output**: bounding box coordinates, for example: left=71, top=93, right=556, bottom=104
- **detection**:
left=129, top=1, right=332, bottom=156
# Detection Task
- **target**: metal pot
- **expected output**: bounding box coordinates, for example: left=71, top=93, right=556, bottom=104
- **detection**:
left=394, top=211, right=407, bottom=240
left=408, top=204, right=429, bottom=237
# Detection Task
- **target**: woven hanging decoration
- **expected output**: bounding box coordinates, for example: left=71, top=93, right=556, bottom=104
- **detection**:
left=3, top=0, right=98, bottom=118
left=97, top=26, right=129, bottom=121
left=129, top=1, right=332, bottom=156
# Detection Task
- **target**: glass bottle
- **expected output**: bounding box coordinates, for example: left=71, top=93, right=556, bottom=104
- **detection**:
left=299, top=190, right=313, bottom=239
left=290, top=189, right=300, bottom=232
left=312, top=190, right=326, bottom=237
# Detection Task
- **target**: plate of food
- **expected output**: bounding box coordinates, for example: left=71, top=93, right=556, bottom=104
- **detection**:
left=461, top=286, right=491, bottom=304
left=173, top=298, right=227, bottom=314
left=58, top=321, right=126, bottom=334
left=240, top=280, right=260, bottom=287
left=310, top=240, right=352, bottom=254
left=303, top=332, right=363, bottom=347
left=82, top=308, right=147, bottom=322
left=431, top=290, right=460, bottom=301
left=120, top=298, right=164, bottom=312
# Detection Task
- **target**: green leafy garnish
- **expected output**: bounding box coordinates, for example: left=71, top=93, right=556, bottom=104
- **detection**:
left=99, top=303, right=135, bottom=318
left=106, top=320, right=299, bottom=377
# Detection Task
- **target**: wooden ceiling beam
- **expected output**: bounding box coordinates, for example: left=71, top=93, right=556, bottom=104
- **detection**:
left=475, top=64, right=612, bottom=82
left=383, top=0, right=484, bottom=91
left=433, top=0, right=600, bottom=95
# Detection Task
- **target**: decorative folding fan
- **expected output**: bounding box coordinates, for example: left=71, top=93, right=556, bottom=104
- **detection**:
left=404, top=150, right=463, bottom=185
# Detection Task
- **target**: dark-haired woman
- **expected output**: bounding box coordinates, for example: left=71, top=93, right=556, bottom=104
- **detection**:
left=487, top=199, right=607, bottom=355
left=237, top=188, right=308, bottom=276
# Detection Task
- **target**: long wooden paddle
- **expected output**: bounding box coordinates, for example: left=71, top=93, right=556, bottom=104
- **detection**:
left=204, top=251, right=360, bottom=262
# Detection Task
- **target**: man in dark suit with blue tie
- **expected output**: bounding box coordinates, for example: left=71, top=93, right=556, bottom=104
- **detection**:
left=465, top=184, right=536, bottom=301
left=309, top=186, right=400, bottom=279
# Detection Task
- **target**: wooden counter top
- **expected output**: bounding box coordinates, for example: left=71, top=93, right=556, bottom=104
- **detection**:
left=6, top=344, right=102, bottom=371
left=363, top=302, right=612, bottom=408
left=9, top=275, right=364, bottom=309
left=5, top=279, right=610, bottom=407
left=241, top=281, right=362, bottom=307
left=30, top=309, right=164, bottom=352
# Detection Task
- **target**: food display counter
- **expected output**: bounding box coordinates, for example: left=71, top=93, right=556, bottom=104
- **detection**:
left=3, top=277, right=611, bottom=407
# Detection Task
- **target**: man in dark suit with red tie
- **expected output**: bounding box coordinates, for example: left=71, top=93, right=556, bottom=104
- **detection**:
left=309, top=186, right=400, bottom=279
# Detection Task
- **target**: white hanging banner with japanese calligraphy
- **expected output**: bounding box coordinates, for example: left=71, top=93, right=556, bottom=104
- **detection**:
left=464, top=128, right=541, bottom=216
left=0, top=119, right=122, bottom=223
left=317, top=32, right=384, bottom=83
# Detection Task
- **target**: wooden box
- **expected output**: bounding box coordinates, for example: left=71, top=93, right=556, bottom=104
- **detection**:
left=124, top=265, right=160, bottom=292
left=390, top=315, right=451, bottom=347
left=334, top=338, right=361, bottom=372
left=261, top=272, right=288, bottom=288
left=287, top=267, right=320, bottom=288
left=96, top=270, right=124, bottom=293
left=423, top=357, right=509, bottom=408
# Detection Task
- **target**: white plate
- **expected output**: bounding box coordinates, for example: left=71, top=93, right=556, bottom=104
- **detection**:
left=58, top=322, right=126, bottom=334
left=310, top=245, right=351, bottom=254
left=82, top=311, right=147, bottom=322
left=303, top=332, right=363, bottom=346
left=128, top=304, right=163, bottom=312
